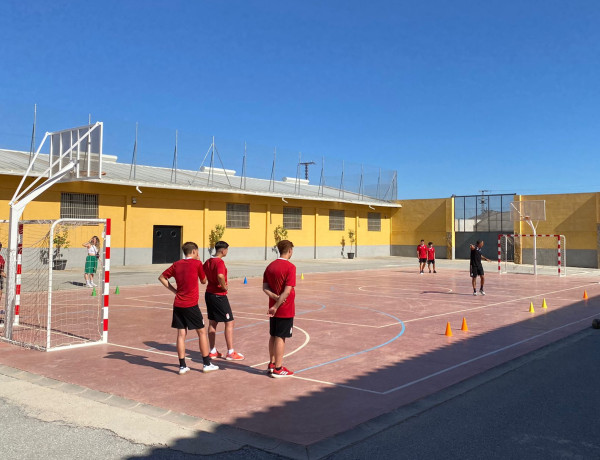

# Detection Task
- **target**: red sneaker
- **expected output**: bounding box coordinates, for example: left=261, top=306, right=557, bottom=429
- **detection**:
left=226, top=351, right=245, bottom=361
left=266, top=363, right=275, bottom=375
left=209, top=351, right=222, bottom=359
left=271, top=366, right=294, bottom=378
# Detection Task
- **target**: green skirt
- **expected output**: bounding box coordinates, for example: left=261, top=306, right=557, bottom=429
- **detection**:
left=85, top=255, right=98, bottom=274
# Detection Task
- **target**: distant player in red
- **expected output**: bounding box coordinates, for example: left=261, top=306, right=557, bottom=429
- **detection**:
left=0, top=242, right=5, bottom=305
left=158, top=241, right=218, bottom=375
left=427, top=242, right=436, bottom=273
left=417, top=239, right=428, bottom=274
left=262, top=239, right=296, bottom=378
left=203, top=241, right=244, bottom=361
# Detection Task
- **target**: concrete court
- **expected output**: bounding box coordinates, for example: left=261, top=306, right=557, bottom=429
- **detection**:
left=1, top=256, right=600, bottom=459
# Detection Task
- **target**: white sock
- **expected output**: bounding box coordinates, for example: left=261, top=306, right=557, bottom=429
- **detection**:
left=228, top=349, right=234, bottom=355
left=210, top=347, right=217, bottom=354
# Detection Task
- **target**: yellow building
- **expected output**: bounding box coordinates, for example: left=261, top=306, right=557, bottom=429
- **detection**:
left=0, top=149, right=400, bottom=265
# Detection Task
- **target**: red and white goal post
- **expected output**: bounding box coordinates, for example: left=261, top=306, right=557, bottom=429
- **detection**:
left=497, top=234, right=566, bottom=277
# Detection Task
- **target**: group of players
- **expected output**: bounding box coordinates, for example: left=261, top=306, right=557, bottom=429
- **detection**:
left=158, top=239, right=296, bottom=379
left=417, top=239, right=491, bottom=295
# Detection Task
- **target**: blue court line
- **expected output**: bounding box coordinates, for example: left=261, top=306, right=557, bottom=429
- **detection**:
left=294, top=307, right=406, bottom=374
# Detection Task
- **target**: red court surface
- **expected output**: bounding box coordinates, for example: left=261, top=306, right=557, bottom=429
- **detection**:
left=1, top=267, right=600, bottom=446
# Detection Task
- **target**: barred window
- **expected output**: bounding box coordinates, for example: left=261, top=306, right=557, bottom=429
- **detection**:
left=283, top=207, right=302, bottom=230
left=226, top=203, right=250, bottom=228
left=368, top=212, right=381, bottom=231
left=60, top=193, right=99, bottom=219
left=329, top=209, right=345, bottom=231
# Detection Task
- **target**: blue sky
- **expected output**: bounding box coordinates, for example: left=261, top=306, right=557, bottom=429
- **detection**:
left=1, top=1, right=599, bottom=199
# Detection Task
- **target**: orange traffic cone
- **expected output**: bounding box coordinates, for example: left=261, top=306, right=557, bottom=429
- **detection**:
left=583, top=290, right=589, bottom=300
left=445, top=322, right=453, bottom=337
left=461, top=317, right=468, bottom=332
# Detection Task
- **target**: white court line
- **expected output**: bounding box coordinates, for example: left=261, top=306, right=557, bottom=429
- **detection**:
left=108, top=342, right=177, bottom=358
left=358, top=285, right=454, bottom=294
left=250, top=325, right=311, bottom=368
left=291, top=374, right=382, bottom=394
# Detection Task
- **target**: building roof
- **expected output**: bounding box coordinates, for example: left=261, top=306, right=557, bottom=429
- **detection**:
left=0, top=149, right=401, bottom=208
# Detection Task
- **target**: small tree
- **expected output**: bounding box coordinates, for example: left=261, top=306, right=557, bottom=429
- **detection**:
left=340, top=236, right=346, bottom=257
left=53, top=227, right=70, bottom=259
left=208, top=224, right=225, bottom=255
left=347, top=229, right=356, bottom=253
left=273, top=225, right=288, bottom=253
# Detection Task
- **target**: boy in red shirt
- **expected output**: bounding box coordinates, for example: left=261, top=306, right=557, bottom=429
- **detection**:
left=262, top=239, right=296, bottom=378
left=427, top=242, right=436, bottom=273
left=203, top=241, right=244, bottom=361
left=158, top=241, right=218, bottom=375
left=417, top=239, right=428, bottom=274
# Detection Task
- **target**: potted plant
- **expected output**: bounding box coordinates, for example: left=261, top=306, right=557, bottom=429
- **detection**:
left=340, top=236, right=346, bottom=258
left=347, top=229, right=356, bottom=259
left=53, top=227, right=70, bottom=270
left=273, top=225, right=288, bottom=255
left=208, top=224, right=225, bottom=256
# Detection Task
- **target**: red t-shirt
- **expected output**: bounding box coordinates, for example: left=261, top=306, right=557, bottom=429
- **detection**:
left=203, top=257, right=228, bottom=295
left=263, top=258, right=296, bottom=318
left=427, top=247, right=435, bottom=260
left=0, top=254, right=5, bottom=271
left=161, top=258, right=206, bottom=308
left=417, top=244, right=428, bottom=258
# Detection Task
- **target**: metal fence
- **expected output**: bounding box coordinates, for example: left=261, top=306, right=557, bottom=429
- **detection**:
left=454, top=193, right=515, bottom=233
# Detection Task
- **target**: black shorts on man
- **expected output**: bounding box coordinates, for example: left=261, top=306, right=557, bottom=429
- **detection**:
left=270, top=317, right=294, bottom=338
left=427, top=259, right=435, bottom=265
left=205, top=292, right=234, bottom=322
left=171, top=305, right=205, bottom=330
left=419, top=258, right=427, bottom=264
left=470, top=264, right=484, bottom=278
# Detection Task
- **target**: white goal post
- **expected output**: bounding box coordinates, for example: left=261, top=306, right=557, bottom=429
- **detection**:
left=498, top=233, right=566, bottom=277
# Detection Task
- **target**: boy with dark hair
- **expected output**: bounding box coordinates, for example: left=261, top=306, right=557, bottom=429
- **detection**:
left=427, top=242, right=436, bottom=273
left=417, top=239, right=427, bottom=274
left=203, top=241, right=244, bottom=361
left=263, top=239, right=296, bottom=378
left=470, top=240, right=491, bottom=296
left=158, top=241, right=218, bottom=375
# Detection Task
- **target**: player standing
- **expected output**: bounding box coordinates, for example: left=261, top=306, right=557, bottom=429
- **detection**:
left=417, top=239, right=428, bottom=274
left=470, top=241, right=491, bottom=296
left=203, top=241, right=244, bottom=361
left=158, top=241, right=219, bottom=375
left=427, top=242, right=436, bottom=273
left=262, top=239, right=296, bottom=378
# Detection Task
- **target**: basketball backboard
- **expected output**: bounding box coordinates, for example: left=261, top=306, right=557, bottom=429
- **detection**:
left=510, top=200, right=546, bottom=222
left=49, top=122, right=104, bottom=180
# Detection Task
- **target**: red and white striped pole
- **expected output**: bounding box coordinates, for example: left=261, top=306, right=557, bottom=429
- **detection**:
left=498, top=234, right=502, bottom=273
left=102, top=218, right=111, bottom=342
left=14, top=223, right=23, bottom=326
left=556, top=234, right=561, bottom=276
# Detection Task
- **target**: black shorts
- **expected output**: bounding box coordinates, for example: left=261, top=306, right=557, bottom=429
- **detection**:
left=0, top=278, right=3, bottom=290
left=427, top=259, right=435, bottom=265
left=270, top=317, right=294, bottom=339
left=205, top=292, right=234, bottom=322
left=171, top=305, right=205, bottom=330
left=419, top=258, right=427, bottom=263
left=470, top=264, right=484, bottom=278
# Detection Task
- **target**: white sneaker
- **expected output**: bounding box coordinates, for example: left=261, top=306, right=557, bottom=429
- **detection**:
left=86, top=282, right=92, bottom=288
left=473, top=291, right=477, bottom=296
left=479, top=290, right=486, bottom=296
left=178, top=366, right=190, bottom=375
left=202, top=363, right=219, bottom=373
left=91, top=281, right=98, bottom=287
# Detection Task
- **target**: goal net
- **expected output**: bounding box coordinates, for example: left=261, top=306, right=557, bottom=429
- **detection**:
left=498, top=234, right=566, bottom=276
left=1, top=219, right=111, bottom=351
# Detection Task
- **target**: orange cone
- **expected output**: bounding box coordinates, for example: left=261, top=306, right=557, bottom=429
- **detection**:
left=583, top=290, right=589, bottom=300
left=445, top=322, right=453, bottom=337
left=461, top=317, right=469, bottom=332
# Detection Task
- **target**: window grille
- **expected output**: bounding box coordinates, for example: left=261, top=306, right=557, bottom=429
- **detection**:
left=368, top=212, right=381, bottom=231
left=283, top=207, right=302, bottom=230
left=329, top=209, right=345, bottom=231
left=226, top=203, right=250, bottom=228
left=60, top=193, right=99, bottom=219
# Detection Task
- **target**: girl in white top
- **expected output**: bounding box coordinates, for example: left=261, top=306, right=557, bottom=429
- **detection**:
left=83, top=236, right=100, bottom=288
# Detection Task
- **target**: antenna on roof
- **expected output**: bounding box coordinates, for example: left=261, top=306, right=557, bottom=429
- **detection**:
left=478, top=189, right=490, bottom=213
left=339, top=160, right=345, bottom=199
left=170, top=130, right=178, bottom=183
left=240, top=141, right=247, bottom=190
left=28, top=103, right=37, bottom=170
left=298, top=161, right=315, bottom=181
left=269, top=148, right=276, bottom=192
left=318, top=156, right=325, bottom=197
left=129, top=122, right=138, bottom=180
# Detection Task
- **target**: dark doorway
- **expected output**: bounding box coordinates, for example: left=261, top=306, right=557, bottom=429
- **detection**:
left=152, top=226, right=182, bottom=264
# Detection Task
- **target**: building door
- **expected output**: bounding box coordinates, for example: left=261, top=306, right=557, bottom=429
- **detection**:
left=152, top=226, right=182, bottom=264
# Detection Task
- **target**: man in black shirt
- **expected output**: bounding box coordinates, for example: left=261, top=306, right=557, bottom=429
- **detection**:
left=470, top=241, right=491, bottom=296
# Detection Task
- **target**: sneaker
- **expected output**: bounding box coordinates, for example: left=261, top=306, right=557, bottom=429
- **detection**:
left=433, top=270, right=437, bottom=273
left=479, top=289, right=486, bottom=296
left=473, top=291, right=477, bottom=296
left=86, top=282, right=93, bottom=288
left=266, top=363, right=275, bottom=374
left=91, top=281, right=98, bottom=287
left=226, top=351, right=245, bottom=361
left=202, top=363, right=219, bottom=373
left=209, top=351, right=223, bottom=359
left=419, top=271, right=423, bottom=275
left=178, top=366, right=190, bottom=375
left=271, top=367, right=294, bottom=378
